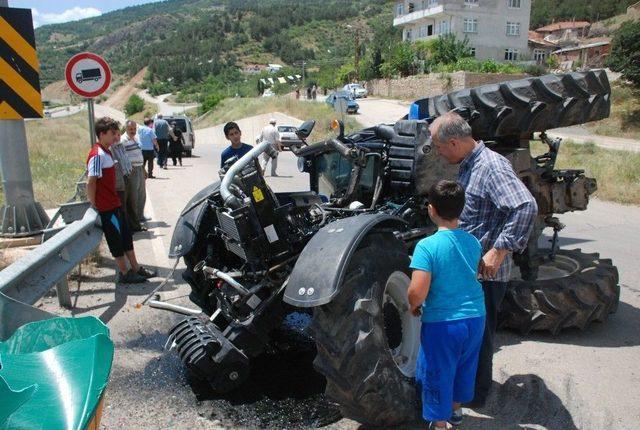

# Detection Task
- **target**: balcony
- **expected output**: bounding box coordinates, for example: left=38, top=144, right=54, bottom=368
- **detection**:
left=393, top=4, right=445, bottom=26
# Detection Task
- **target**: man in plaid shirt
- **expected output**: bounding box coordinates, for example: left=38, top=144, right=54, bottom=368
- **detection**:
left=429, top=112, right=538, bottom=407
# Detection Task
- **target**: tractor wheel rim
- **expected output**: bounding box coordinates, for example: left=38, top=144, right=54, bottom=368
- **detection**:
left=383, top=271, right=421, bottom=378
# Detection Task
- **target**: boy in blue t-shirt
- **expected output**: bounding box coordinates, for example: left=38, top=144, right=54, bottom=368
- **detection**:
left=221, top=121, right=253, bottom=167
left=408, top=180, right=486, bottom=429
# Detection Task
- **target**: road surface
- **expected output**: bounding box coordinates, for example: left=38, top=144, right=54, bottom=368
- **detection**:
left=138, top=89, right=200, bottom=116
left=35, top=99, right=640, bottom=430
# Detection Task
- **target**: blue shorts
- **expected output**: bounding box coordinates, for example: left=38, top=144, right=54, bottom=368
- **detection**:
left=415, top=316, right=485, bottom=421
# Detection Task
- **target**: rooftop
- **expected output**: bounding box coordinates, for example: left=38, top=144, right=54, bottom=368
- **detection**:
left=536, top=21, right=591, bottom=33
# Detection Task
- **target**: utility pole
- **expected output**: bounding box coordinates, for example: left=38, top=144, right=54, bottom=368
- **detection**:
left=0, top=0, right=50, bottom=237
left=354, top=28, right=360, bottom=82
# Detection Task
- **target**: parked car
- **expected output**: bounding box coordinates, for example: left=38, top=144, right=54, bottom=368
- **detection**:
left=155, top=114, right=195, bottom=157
left=343, top=83, right=367, bottom=98
left=277, top=125, right=304, bottom=150
left=325, top=91, right=359, bottom=114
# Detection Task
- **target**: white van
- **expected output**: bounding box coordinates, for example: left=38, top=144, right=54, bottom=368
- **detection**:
left=155, top=115, right=195, bottom=156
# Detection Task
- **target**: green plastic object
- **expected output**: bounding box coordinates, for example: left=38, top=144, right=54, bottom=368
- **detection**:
left=0, top=316, right=114, bottom=430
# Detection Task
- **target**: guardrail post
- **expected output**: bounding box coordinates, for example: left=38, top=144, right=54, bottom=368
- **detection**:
left=56, top=276, right=71, bottom=308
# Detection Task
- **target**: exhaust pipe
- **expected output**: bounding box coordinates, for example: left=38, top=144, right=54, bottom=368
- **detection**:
left=220, top=140, right=272, bottom=209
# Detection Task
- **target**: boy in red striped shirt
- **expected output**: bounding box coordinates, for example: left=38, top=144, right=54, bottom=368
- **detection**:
left=87, top=117, right=156, bottom=284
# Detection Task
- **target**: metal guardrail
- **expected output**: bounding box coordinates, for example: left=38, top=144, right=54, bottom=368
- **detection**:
left=0, top=208, right=102, bottom=307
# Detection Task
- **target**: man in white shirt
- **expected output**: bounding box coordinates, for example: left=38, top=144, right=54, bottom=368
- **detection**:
left=260, top=117, right=282, bottom=176
left=121, top=120, right=148, bottom=231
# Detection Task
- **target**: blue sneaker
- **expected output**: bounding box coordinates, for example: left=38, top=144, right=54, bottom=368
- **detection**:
left=448, top=408, right=464, bottom=426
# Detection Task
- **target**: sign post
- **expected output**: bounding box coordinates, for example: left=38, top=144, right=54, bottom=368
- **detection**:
left=0, top=2, right=49, bottom=237
left=64, top=52, right=111, bottom=147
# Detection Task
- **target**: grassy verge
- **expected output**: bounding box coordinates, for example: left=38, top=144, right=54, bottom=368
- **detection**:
left=0, top=112, right=90, bottom=209
left=194, top=96, right=361, bottom=141
left=531, top=140, right=640, bottom=205
left=587, top=83, right=640, bottom=141
left=129, top=100, right=158, bottom=123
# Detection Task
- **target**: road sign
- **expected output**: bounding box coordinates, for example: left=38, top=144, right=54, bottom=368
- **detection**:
left=65, top=52, right=111, bottom=98
left=0, top=6, right=44, bottom=119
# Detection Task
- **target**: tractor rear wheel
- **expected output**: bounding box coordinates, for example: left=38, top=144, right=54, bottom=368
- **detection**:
left=500, top=249, right=619, bottom=335
left=312, top=233, right=421, bottom=427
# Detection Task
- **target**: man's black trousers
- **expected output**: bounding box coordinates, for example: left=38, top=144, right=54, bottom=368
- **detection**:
left=474, top=280, right=508, bottom=403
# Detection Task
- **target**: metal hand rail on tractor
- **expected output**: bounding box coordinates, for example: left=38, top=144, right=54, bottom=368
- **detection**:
left=0, top=207, right=102, bottom=307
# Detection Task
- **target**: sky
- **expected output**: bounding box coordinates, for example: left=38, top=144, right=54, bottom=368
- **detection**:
left=8, top=0, right=161, bottom=27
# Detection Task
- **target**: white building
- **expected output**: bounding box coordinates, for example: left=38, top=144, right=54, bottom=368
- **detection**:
left=393, top=0, right=531, bottom=61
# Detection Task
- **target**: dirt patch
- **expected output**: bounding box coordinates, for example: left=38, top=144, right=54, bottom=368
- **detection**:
left=104, top=67, right=147, bottom=111
left=42, top=80, right=73, bottom=104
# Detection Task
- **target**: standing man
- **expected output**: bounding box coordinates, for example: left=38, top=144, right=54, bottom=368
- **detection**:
left=86, top=117, right=156, bottom=284
left=154, top=114, right=170, bottom=170
left=259, top=117, right=281, bottom=177
left=110, top=127, right=132, bottom=226
left=429, top=112, right=538, bottom=407
left=122, top=120, right=147, bottom=231
left=137, top=118, right=158, bottom=178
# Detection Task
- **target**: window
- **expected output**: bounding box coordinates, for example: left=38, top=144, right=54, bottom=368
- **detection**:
left=533, top=49, right=546, bottom=61
left=506, top=21, right=520, bottom=36
left=428, top=24, right=433, bottom=35
left=508, top=0, right=521, bottom=7
left=421, top=0, right=427, bottom=9
left=463, top=18, right=478, bottom=33
left=408, top=2, right=415, bottom=13
left=504, top=48, right=519, bottom=61
left=428, top=0, right=438, bottom=5
left=438, top=20, right=450, bottom=34
left=469, top=47, right=476, bottom=57
left=419, top=25, right=428, bottom=38
left=396, top=3, right=404, bottom=16
left=465, top=0, right=479, bottom=4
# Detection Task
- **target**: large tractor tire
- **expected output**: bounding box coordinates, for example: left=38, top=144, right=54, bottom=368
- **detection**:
left=499, top=249, right=619, bottom=335
left=416, top=70, right=611, bottom=140
left=311, top=233, right=421, bottom=427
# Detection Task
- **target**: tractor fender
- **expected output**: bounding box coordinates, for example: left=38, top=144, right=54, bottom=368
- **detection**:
left=283, top=213, right=407, bottom=307
left=168, top=181, right=220, bottom=258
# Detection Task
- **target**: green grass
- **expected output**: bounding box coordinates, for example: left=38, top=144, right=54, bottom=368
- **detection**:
left=587, top=83, right=640, bottom=141
left=531, top=139, right=640, bottom=205
left=195, top=96, right=361, bottom=141
left=0, top=113, right=90, bottom=209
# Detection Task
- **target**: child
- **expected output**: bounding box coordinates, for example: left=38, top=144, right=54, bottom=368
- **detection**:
left=408, top=180, right=486, bottom=429
left=221, top=121, right=253, bottom=167
left=86, top=117, right=156, bottom=284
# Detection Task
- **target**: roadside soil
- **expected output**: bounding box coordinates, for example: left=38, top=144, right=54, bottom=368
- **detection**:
left=103, top=67, right=147, bottom=111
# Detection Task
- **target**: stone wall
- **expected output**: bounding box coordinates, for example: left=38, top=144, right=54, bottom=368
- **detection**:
left=366, top=72, right=528, bottom=100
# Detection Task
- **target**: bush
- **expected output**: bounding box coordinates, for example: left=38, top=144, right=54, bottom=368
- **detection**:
left=606, top=20, right=640, bottom=87
left=124, top=94, right=144, bottom=116
left=431, top=33, right=472, bottom=65
left=199, top=93, right=223, bottom=114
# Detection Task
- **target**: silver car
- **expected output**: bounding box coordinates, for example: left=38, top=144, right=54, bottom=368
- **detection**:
left=277, top=125, right=304, bottom=150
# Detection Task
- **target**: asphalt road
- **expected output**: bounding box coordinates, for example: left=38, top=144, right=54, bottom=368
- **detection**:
left=36, top=98, right=640, bottom=429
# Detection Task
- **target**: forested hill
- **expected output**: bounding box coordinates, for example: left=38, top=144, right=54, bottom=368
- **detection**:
left=35, top=0, right=636, bottom=91
left=35, top=0, right=390, bottom=88
left=530, top=0, right=638, bottom=29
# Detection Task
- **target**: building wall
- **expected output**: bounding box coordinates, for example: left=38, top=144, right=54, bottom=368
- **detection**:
left=395, top=0, right=531, bottom=61
left=366, top=71, right=528, bottom=100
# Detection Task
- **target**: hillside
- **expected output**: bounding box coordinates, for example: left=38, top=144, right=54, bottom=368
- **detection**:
left=34, top=0, right=390, bottom=90
left=530, top=0, right=639, bottom=29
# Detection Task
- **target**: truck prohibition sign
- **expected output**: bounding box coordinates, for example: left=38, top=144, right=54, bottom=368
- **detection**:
left=75, top=68, right=102, bottom=83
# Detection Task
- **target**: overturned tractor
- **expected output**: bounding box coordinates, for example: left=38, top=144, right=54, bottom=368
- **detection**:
left=163, top=71, right=618, bottom=427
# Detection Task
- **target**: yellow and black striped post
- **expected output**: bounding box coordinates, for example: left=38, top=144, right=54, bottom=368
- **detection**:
left=0, top=6, right=43, bottom=119
left=0, top=3, right=49, bottom=237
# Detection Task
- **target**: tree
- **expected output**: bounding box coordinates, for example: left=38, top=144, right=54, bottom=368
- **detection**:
left=431, top=34, right=472, bottom=65
left=124, top=94, right=144, bottom=116
left=606, top=20, right=640, bottom=87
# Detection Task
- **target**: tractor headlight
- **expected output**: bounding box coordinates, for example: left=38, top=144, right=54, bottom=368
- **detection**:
left=297, top=157, right=307, bottom=173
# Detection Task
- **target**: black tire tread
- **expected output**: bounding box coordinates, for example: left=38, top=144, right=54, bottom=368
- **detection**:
left=423, top=71, right=611, bottom=140
left=499, top=249, right=619, bottom=334
left=311, top=233, right=417, bottom=427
